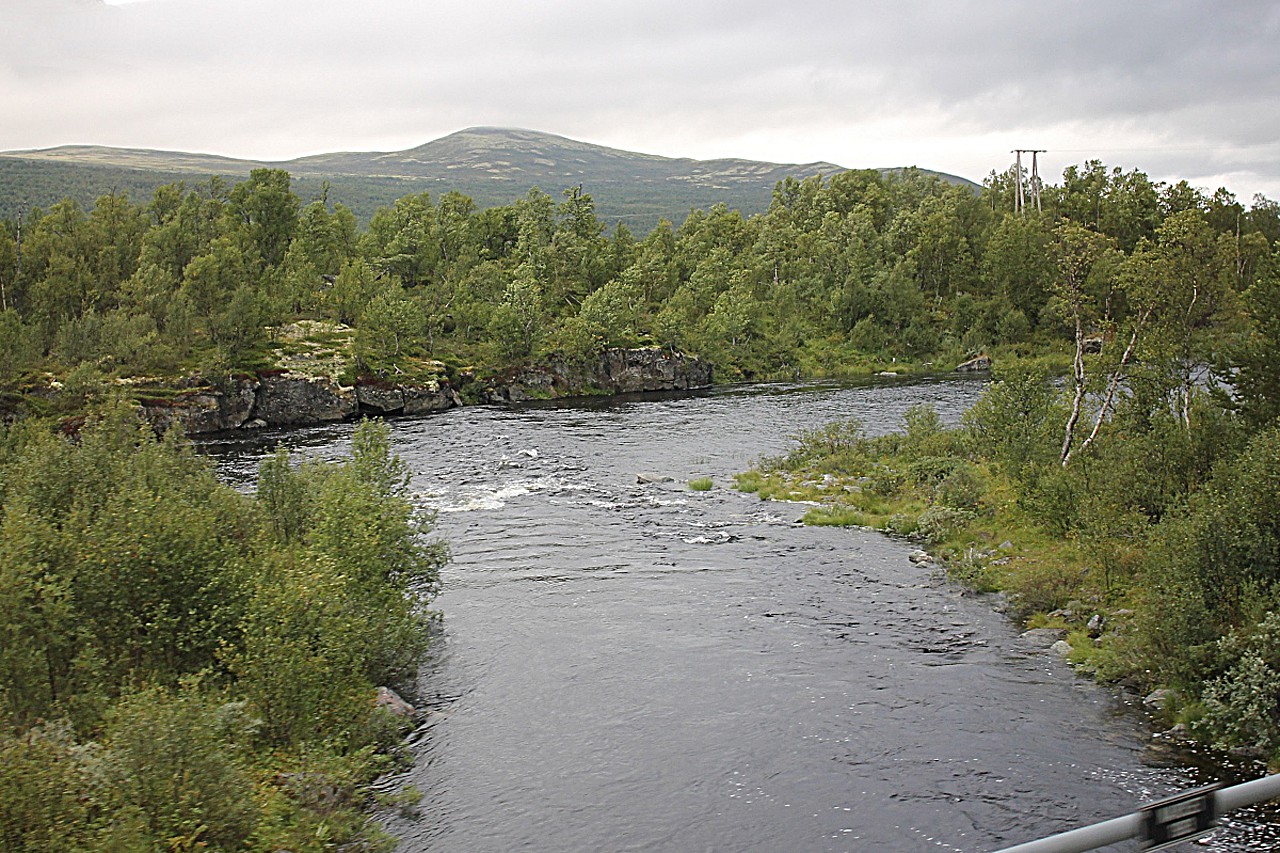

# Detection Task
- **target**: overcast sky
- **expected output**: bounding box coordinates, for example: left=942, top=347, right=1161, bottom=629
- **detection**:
left=5, top=0, right=1280, bottom=201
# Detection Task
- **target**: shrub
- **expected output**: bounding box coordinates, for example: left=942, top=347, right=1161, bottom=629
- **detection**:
left=915, top=505, right=973, bottom=545
left=906, top=455, right=962, bottom=487
left=1197, top=611, right=1280, bottom=755
left=867, top=465, right=906, bottom=497
left=963, top=365, right=1062, bottom=476
left=100, top=684, right=259, bottom=851
left=0, top=721, right=96, bottom=852
left=1199, top=652, right=1280, bottom=755
left=1004, top=561, right=1088, bottom=619
left=935, top=464, right=984, bottom=510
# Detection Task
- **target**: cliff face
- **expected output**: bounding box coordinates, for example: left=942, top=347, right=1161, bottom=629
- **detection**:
left=137, top=348, right=710, bottom=434
left=482, top=347, right=713, bottom=403
left=141, top=375, right=460, bottom=435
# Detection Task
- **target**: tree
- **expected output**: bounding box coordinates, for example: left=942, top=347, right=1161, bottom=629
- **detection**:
left=983, top=214, right=1054, bottom=319
left=355, top=281, right=422, bottom=365
left=326, top=258, right=381, bottom=326
left=180, top=235, right=247, bottom=327
left=1231, top=252, right=1280, bottom=428
left=225, top=168, right=298, bottom=270
left=361, top=193, right=440, bottom=288
left=487, top=266, right=545, bottom=363
left=1050, top=223, right=1121, bottom=465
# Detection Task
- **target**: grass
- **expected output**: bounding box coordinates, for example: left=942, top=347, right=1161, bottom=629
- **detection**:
left=687, top=477, right=714, bottom=491
left=734, top=426, right=1115, bottom=632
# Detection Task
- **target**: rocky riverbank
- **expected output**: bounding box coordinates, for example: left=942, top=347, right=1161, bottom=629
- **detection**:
left=136, top=347, right=713, bottom=435
left=481, top=347, right=713, bottom=403
left=139, top=373, right=463, bottom=435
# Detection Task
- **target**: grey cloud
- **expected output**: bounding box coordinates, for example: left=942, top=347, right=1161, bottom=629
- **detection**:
left=2, top=0, right=1278, bottom=197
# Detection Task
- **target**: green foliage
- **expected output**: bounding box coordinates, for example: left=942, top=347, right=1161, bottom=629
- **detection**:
left=0, top=309, right=40, bottom=385
left=914, top=505, right=974, bottom=544
left=99, top=684, right=259, bottom=851
left=1231, top=254, right=1280, bottom=428
left=355, top=282, right=423, bottom=365
left=687, top=477, right=714, bottom=491
left=1, top=153, right=1269, bottom=406
left=0, top=721, right=97, bottom=852
left=488, top=269, right=546, bottom=364
left=963, top=365, right=1062, bottom=476
left=0, top=413, right=444, bottom=848
left=1137, top=426, right=1280, bottom=685
left=1199, top=611, right=1280, bottom=754
left=761, top=418, right=870, bottom=474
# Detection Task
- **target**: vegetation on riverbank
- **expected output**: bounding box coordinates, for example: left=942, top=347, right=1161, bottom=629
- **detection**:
left=0, top=413, right=445, bottom=851
left=6, top=157, right=1274, bottom=421
left=739, top=355, right=1280, bottom=764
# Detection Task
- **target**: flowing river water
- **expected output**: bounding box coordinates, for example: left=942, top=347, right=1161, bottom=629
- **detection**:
left=205, top=376, right=1280, bottom=852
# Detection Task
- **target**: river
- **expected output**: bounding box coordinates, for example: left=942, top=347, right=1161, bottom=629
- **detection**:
left=205, top=376, right=1279, bottom=852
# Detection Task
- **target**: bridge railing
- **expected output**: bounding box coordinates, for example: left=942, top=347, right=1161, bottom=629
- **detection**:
left=988, top=773, right=1280, bottom=852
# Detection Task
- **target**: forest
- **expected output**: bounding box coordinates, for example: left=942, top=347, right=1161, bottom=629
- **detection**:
left=0, top=161, right=1275, bottom=398
left=3, top=160, right=1280, bottom=848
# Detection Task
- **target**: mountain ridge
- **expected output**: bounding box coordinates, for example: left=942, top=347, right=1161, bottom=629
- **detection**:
left=0, top=127, right=978, bottom=227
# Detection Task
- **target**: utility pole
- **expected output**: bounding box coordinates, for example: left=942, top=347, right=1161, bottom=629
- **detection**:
left=1011, top=149, right=1046, bottom=214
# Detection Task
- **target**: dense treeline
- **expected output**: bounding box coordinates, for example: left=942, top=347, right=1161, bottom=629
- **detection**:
left=3, top=160, right=1275, bottom=404
left=0, top=415, right=445, bottom=850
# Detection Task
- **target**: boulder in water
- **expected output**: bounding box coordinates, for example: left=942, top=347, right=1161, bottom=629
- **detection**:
left=375, top=686, right=416, bottom=718
left=955, top=354, right=992, bottom=372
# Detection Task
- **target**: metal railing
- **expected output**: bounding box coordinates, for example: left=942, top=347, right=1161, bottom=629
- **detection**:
left=988, top=773, right=1280, bottom=852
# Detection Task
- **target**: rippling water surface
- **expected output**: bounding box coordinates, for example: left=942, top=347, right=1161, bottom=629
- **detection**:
left=206, top=377, right=1279, bottom=852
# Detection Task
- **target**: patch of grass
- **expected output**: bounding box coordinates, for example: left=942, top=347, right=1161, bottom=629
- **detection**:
left=687, top=477, right=714, bottom=491
left=804, top=505, right=872, bottom=527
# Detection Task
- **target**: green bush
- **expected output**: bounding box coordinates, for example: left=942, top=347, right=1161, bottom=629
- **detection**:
left=0, top=412, right=445, bottom=850
left=99, top=684, right=260, bottom=851
left=935, top=463, right=984, bottom=510
left=906, top=455, right=962, bottom=487
left=915, top=505, right=972, bottom=545
left=1194, top=610, right=1280, bottom=757
left=1003, top=561, right=1088, bottom=619
left=867, top=465, right=906, bottom=497
left=1200, top=651, right=1280, bottom=755
left=0, top=722, right=96, bottom=852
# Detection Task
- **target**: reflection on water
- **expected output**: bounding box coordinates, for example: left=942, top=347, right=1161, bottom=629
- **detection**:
left=204, top=377, right=1279, bottom=852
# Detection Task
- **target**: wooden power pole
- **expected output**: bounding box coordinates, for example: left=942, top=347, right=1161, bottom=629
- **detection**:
left=1011, top=149, right=1046, bottom=214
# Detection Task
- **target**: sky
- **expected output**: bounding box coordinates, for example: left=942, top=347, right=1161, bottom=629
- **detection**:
left=5, top=0, right=1280, bottom=202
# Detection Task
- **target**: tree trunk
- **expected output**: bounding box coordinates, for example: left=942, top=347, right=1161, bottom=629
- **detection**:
left=1061, top=313, right=1087, bottom=466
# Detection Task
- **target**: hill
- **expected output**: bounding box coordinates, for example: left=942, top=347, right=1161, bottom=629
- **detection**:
left=0, top=127, right=978, bottom=227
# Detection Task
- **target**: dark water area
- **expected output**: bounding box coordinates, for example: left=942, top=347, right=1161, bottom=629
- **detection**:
left=204, top=376, right=1279, bottom=852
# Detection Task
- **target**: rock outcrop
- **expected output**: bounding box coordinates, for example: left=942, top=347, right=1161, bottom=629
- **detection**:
left=355, top=377, right=462, bottom=417
left=138, top=347, right=708, bottom=434
left=141, top=372, right=461, bottom=435
left=141, top=377, right=260, bottom=435
left=254, top=373, right=357, bottom=426
left=484, top=347, right=712, bottom=403
left=955, top=353, right=992, bottom=372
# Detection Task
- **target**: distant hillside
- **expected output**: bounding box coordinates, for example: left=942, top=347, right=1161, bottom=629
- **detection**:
left=0, top=127, right=979, bottom=228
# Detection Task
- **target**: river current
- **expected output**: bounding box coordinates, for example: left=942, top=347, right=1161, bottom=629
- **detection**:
left=205, top=376, right=1279, bottom=852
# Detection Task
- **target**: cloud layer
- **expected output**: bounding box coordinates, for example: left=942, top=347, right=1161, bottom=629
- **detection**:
left=5, top=0, right=1280, bottom=199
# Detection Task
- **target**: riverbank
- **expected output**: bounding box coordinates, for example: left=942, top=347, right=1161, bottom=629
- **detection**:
left=2, top=343, right=716, bottom=436
left=734, top=395, right=1280, bottom=772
